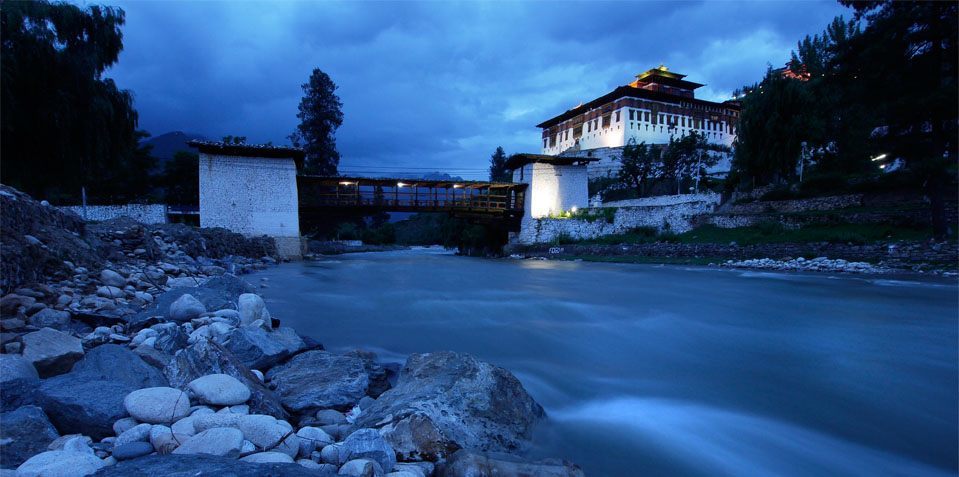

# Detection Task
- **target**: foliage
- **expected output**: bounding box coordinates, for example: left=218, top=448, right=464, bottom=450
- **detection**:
left=730, top=2, right=958, bottom=236
left=0, top=0, right=155, bottom=203
left=488, top=146, right=510, bottom=182
left=618, top=139, right=660, bottom=197
left=569, top=207, right=616, bottom=224
left=221, top=135, right=247, bottom=145
left=290, top=68, right=343, bottom=176
left=162, top=151, right=199, bottom=205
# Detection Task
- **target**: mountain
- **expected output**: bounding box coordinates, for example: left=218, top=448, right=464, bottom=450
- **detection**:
left=141, top=131, right=207, bottom=164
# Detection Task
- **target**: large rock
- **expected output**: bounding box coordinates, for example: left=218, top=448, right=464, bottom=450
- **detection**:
left=90, top=454, right=336, bottom=476
left=27, top=309, right=71, bottom=330
left=168, top=294, right=206, bottom=322
left=37, top=345, right=167, bottom=439
left=0, top=406, right=59, bottom=468
left=222, top=326, right=305, bottom=370
left=21, top=327, right=84, bottom=377
left=353, top=352, right=544, bottom=460
left=123, top=387, right=191, bottom=424
left=0, top=354, right=39, bottom=411
left=438, top=449, right=585, bottom=477
left=236, top=414, right=299, bottom=458
left=237, top=294, right=269, bottom=327
left=133, top=274, right=256, bottom=324
left=340, top=429, right=395, bottom=473
left=15, top=450, right=106, bottom=477
left=99, top=269, right=126, bottom=288
left=150, top=323, right=188, bottom=354
left=171, top=427, right=244, bottom=457
left=164, top=340, right=287, bottom=419
left=187, top=374, right=251, bottom=406
left=265, top=350, right=369, bottom=413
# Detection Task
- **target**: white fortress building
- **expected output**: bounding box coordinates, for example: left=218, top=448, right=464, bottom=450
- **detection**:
left=537, top=66, right=740, bottom=179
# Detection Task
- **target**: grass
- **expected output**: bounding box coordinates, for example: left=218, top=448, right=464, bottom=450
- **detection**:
left=566, top=222, right=934, bottom=246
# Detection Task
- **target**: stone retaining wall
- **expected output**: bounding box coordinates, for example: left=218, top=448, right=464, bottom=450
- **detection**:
left=515, top=199, right=717, bottom=244
left=60, top=204, right=169, bottom=224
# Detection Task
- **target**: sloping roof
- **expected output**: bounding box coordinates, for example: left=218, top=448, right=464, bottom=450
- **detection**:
left=187, top=140, right=305, bottom=167
left=504, top=153, right=597, bottom=170
left=536, top=85, right=740, bottom=129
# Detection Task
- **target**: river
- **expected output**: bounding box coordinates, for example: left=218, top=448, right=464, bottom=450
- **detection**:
left=251, top=248, right=958, bottom=477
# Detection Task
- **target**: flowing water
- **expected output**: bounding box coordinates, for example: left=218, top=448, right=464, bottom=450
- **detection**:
left=252, top=248, right=958, bottom=477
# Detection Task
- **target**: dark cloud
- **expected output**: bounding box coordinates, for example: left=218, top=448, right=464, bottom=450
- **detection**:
left=99, top=0, right=848, bottom=179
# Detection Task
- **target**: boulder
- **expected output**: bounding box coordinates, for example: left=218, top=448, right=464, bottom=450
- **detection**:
left=223, top=326, right=305, bottom=370
left=236, top=414, right=299, bottom=457
left=171, top=427, right=244, bottom=457
left=111, top=441, right=154, bottom=461
left=15, top=450, right=106, bottom=477
left=149, top=425, right=188, bottom=455
left=0, top=354, right=39, bottom=411
left=438, top=449, right=585, bottom=477
left=240, top=451, right=294, bottom=464
left=338, top=459, right=384, bottom=477
left=21, top=328, right=84, bottom=377
left=36, top=345, right=167, bottom=440
left=296, top=426, right=334, bottom=457
left=192, top=413, right=243, bottom=433
left=187, top=374, right=251, bottom=406
left=133, top=274, right=256, bottom=324
left=168, top=294, right=205, bottom=322
left=265, top=350, right=369, bottom=412
left=99, top=269, right=126, bottom=288
left=27, top=309, right=71, bottom=330
left=0, top=406, right=59, bottom=468
left=315, top=409, right=348, bottom=426
left=114, top=423, right=152, bottom=448
left=123, top=387, right=191, bottom=424
left=0, top=294, right=35, bottom=316
left=237, top=294, right=269, bottom=327
left=164, top=340, right=287, bottom=419
left=96, top=286, right=124, bottom=298
left=340, top=429, right=395, bottom=473
left=90, top=454, right=336, bottom=476
left=344, top=350, right=394, bottom=398
left=149, top=323, right=188, bottom=354
left=353, top=352, right=544, bottom=460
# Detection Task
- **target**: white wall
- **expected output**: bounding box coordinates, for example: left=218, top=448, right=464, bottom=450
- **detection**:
left=60, top=204, right=169, bottom=224
left=198, top=153, right=301, bottom=258
left=542, top=105, right=736, bottom=156
left=518, top=162, right=589, bottom=219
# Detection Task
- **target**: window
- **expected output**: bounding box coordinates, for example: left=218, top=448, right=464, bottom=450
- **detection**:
left=602, top=115, right=611, bottom=128
left=543, top=139, right=547, bottom=148
left=564, top=130, right=569, bottom=140
left=645, top=111, right=650, bottom=121
left=574, top=125, right=583, bottom=139
left=629, top=110, right=635, bottom=121
left=615, top=111, right=620, bottom=122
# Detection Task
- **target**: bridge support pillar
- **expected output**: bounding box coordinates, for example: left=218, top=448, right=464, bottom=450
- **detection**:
left=506, top=154, right=594, bottom=245
left=191, top=141, right=304, bottom=259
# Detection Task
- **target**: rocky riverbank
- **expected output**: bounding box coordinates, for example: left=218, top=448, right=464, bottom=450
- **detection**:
left=510, top=239, right=959, bottom=275
left=0, top=185, right=583, bottom=477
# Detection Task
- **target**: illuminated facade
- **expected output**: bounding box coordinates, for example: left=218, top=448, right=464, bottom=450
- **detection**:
left=537, top=66, right=740, bottom=156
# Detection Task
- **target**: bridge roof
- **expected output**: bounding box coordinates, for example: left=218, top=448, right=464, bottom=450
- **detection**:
left=298, top=175, right=526, bottom=189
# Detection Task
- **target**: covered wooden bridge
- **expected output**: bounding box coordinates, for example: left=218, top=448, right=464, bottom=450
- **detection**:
left=297, top=176, right=527, bottom=221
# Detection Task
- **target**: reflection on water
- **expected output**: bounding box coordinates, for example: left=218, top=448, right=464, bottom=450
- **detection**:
left=253, top=249, right=959, bottom=477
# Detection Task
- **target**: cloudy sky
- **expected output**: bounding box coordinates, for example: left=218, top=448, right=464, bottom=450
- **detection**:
left=99, top=0, right=848, bottom=179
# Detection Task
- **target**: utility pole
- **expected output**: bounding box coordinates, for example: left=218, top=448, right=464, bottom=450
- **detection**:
left=799, top=142, right=808, bottom=183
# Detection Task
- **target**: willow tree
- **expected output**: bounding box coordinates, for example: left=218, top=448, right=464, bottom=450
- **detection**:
left=1, top=1, right=152, bottom=203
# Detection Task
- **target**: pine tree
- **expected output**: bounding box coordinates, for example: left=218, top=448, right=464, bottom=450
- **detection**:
left=488, top=146, right=510, bottom=182
left=290, top=68, right=343, bottom=175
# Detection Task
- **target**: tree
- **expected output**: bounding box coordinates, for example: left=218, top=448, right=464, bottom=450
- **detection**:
left=488, top=146, right=510, bottom=182
left=837, top=0, right=958, bottom=237
left=162, top=151, right=199, bottom=205
left=1, top=1, right=149, bottom=203
left=221, top=135, right=247, bottom=145
left=289, top=68, right=343, bottom=175
left=618, top=139, right=659, bottom=196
